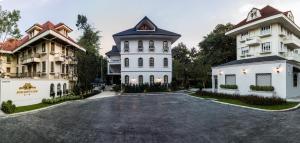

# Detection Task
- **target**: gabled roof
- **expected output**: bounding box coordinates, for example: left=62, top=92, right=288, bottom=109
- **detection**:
left=214, top=56, right=286, bottom=67
left=234, top=5, right=290, bottom=29
left=113, top=16, right=181, bottom=38
left=0, top=21, right=83, bottom=52
left=105, top=45, right=120, bottom=57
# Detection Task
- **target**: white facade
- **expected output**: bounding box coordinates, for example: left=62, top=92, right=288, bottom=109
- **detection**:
left=212, top=6, right=300, bottom=99
left=0, top=78, right=69, bottom=106
left=106, top=17, right=180, bottom=85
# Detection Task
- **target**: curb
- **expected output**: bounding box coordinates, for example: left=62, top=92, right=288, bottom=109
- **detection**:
left=187, top=94, right=300, bottom=112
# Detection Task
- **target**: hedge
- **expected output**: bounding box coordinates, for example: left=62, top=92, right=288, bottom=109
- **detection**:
left=42, top=95, right=81, bottom=104
left=250, top=85, right=274, bottom=91
left=195, top=91, right=286, bottom=106
left=1, top=100, right=16, bottom=114
left=122, top=83, right=171, bottom=93
left=220, top=84, right=238, bottom=89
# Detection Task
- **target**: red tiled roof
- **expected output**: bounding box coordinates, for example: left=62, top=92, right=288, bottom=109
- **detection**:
left=234, top=5, right=290, bottom=29
left=0, top=21, right=78, bottom=52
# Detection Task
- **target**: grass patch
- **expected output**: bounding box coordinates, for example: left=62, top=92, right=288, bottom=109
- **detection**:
left=191, top=93, right=299, bottom=110
left=14, top=103, right=52, bottom=113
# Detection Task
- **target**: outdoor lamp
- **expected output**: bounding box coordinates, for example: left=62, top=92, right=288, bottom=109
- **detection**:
left=242, top=69, right=247, bottom=74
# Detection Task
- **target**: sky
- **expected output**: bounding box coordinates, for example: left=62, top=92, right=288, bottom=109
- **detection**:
left=1, top=0, right=300, bottom=56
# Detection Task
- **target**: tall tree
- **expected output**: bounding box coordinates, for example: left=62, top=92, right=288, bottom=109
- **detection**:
left=76, top=14, right=103, bottom=92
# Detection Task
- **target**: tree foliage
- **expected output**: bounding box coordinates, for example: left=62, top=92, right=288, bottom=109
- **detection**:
left=76, top=15, right=106, bottom=91
left=0, top=6, right=21, bottom=44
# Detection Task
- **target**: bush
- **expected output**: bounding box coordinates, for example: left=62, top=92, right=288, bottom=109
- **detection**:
left=250, top=85, right=274, bottom=91
left=194, top=91, right=286, bottom=106
left=122, top=83, right=170, bottom=93
left=196, top=82, right=203, bottom=90
left=42, top=95, right=81, bottom=104
left=220, top=84, right=238, bottom=89
left=1, top=100, right=16, bottom=114
left=112, top=85, right=121, bottom=92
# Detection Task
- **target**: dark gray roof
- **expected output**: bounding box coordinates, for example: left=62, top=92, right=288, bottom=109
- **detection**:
left=105, top=46, right=120, bottom=57
left=215, top=56, right=286, bottom=67
left=113, top=16, right=181, bottom=37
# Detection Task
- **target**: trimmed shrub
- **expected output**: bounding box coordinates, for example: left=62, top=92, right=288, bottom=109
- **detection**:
left=194, top=91, right=286, bottom=106
left=122, top=83, right=170, bottom=93
left=220, top=84, right=238, bottom=89
left=42, top=95, right=81, bottom=104
left=1, top=100, right=16, bottom=114
left=112, top=85, right=121, bottom=92
left=196, top=82, right=203, bottom=90
left=250, top=85, right=274, bottom=91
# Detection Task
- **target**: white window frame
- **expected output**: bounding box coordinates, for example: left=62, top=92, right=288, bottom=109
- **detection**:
left=261, top=42, right=271, bottom=53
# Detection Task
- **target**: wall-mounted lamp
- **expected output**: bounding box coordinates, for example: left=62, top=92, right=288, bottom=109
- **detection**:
left=156, top=78, right=162, bottom=83
left=274, top=64, right=282, bottom=74
left=131, top=78, right=137, bottom=84
left=242, top=69, right=247, bottom=74
left=219, top=70, right=224, bottom=75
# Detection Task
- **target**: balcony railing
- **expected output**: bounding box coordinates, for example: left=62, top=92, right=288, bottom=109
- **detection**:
left=284, top=35, right=300, bottom=49
left=245, top=37, right=260, bottom=46
left=21, top=54, right=41, bottom=64
left=282, top=52, right=300, bottom=62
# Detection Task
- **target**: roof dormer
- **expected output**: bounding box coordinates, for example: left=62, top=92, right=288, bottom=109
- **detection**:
left=55, top=23, right=73, bottom=37
left=286, top=11, right=294, bottom=22
left=246, top=8, right=261, bottom=22
left=25, top=24, right=43, bottom=39
left=135, top=16, right=157, bottom=31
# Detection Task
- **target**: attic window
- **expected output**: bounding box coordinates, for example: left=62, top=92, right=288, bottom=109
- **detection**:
left=247, top=9, right=261, bottom=22
left=287, top=12, right=294, bottom=21
left=136, top=21, right=155, bottom=31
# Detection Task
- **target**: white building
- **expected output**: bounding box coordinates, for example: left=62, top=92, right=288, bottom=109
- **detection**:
left=106, top=17, right=180, bottom=85
left=212, top=5, right=300, bottom=99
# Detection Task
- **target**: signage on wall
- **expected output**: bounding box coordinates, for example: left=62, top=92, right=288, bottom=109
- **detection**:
left=17, top=83, right=38, bottom=95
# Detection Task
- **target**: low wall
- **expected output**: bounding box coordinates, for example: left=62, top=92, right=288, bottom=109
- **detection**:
left=0, top=78, right=69, bottom=107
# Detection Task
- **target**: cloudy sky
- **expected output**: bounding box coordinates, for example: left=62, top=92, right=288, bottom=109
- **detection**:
left=1, top=0, right=300, bottom=55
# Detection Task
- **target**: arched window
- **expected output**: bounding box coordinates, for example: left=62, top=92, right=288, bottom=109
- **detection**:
left=138, top=75, right=143, bottom=84
left=124, top=58, right=129, bottom=67
left=150, top=75, right=154, bottom=84
left=149, top=40, right=154, bottom=52
left=149, top=57, right=154, bottom=67
left=164, top=75, right=168, bottom=84
left=63, top=83, right=67, bottom=95
left=125, top=75, right=129, bottom=84
left=163, top=58, right=168, bottom=67
left=57, top=83, right=62, bottom=97
left=138, top=40, right=143, bottom=52
left=163, top=41, right=169, bottom=52
left=50, top=83, right=55, bottom=98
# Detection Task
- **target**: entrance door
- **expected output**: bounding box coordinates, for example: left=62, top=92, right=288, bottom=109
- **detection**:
left=214, top=75, right=218, bottom=89
left=27, top=65, right=32, bottom=77
left=33, top=64, right=37, bottom=77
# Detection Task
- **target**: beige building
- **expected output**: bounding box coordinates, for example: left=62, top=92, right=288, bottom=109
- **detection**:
left=0, top=21, right=85, bottom=89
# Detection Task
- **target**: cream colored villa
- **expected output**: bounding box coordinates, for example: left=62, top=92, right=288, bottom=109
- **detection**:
left=0, top=21, right=85, bottom=106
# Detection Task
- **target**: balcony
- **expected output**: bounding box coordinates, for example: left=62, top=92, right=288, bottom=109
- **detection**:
left=281, top=52, right=300, bottom=62
left=259, top=30, right=271, bottom=38
left=54, top=54, right=65, bottom=62
left=245, top=37, right=260, bottom=46
left=108, top=64, right=121, bottom=75
left=108, top=59, right=121, bottom=64
left=284, top=35, right=300, bottom=49
left=22, top=54, right=41, bottom=64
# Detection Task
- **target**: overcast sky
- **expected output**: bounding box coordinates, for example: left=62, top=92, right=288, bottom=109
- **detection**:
left=1, top=0, right=300, bottom=55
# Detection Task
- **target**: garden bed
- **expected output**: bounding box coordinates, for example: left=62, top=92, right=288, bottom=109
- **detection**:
left=191, top=91, right=299, bottom=111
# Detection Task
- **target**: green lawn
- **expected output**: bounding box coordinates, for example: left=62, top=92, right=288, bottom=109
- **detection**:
left=190, top=93, right=299, bottom=110
left=14, top=103, right=52, bottom=113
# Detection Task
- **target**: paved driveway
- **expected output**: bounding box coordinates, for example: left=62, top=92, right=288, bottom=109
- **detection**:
left=0, top=93, right=300, bottom=143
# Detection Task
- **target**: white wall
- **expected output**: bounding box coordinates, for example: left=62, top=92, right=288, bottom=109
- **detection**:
left=212, top=61, right=287, bottom=98
left=0, top=78, right=69, bottom=106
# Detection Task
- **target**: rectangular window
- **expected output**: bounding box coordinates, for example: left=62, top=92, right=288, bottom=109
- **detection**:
left=62, top=64, right=65, bottom=73
left=256, top=73, right=272, bottom=86
left=66, top=48, right=69, bottom=56
left=42, top=62, right=46, bottom=72
left=241, top=47, right=249, bottom=56
left=163, top=58, right=168, bottom=67
left=163, top=41, right=169, bottom=52
left=6, top=67, right=10, bottom=73
left=16, top=67, right=19, bottom=75
left=42, top=43, right=46, bottom=52
left=138, top=40, right=143, bottom=52
left=124, top=58, right=129, bottom=67
left=66, top=65, right=69, bottom=74
left=261, top=25, right=271, bottom=35
left=22, top=66, right=25, bottom=73
left=6, top=56, right=11, bottom=64
left=293, top=73, right=298, bottom=87
left=225, top=74, right=236, bottom=85
left=261, top=42, right=271, bottom=53
left=124, top=41, right=129, bottom=52
left=150, top=75, right=154, bottom=84
left=149, top=58, right=154, bottom=67
left=149, top=40, right=154, bottom=52
left=51, top=42, right=55, bottom=52
left=241, top=32, right=248, bottom=39
left=51, top=62, right=54, bottom=73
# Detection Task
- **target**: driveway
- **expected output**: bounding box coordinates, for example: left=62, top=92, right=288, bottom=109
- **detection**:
left=0, top=93, right=299, bottom=143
